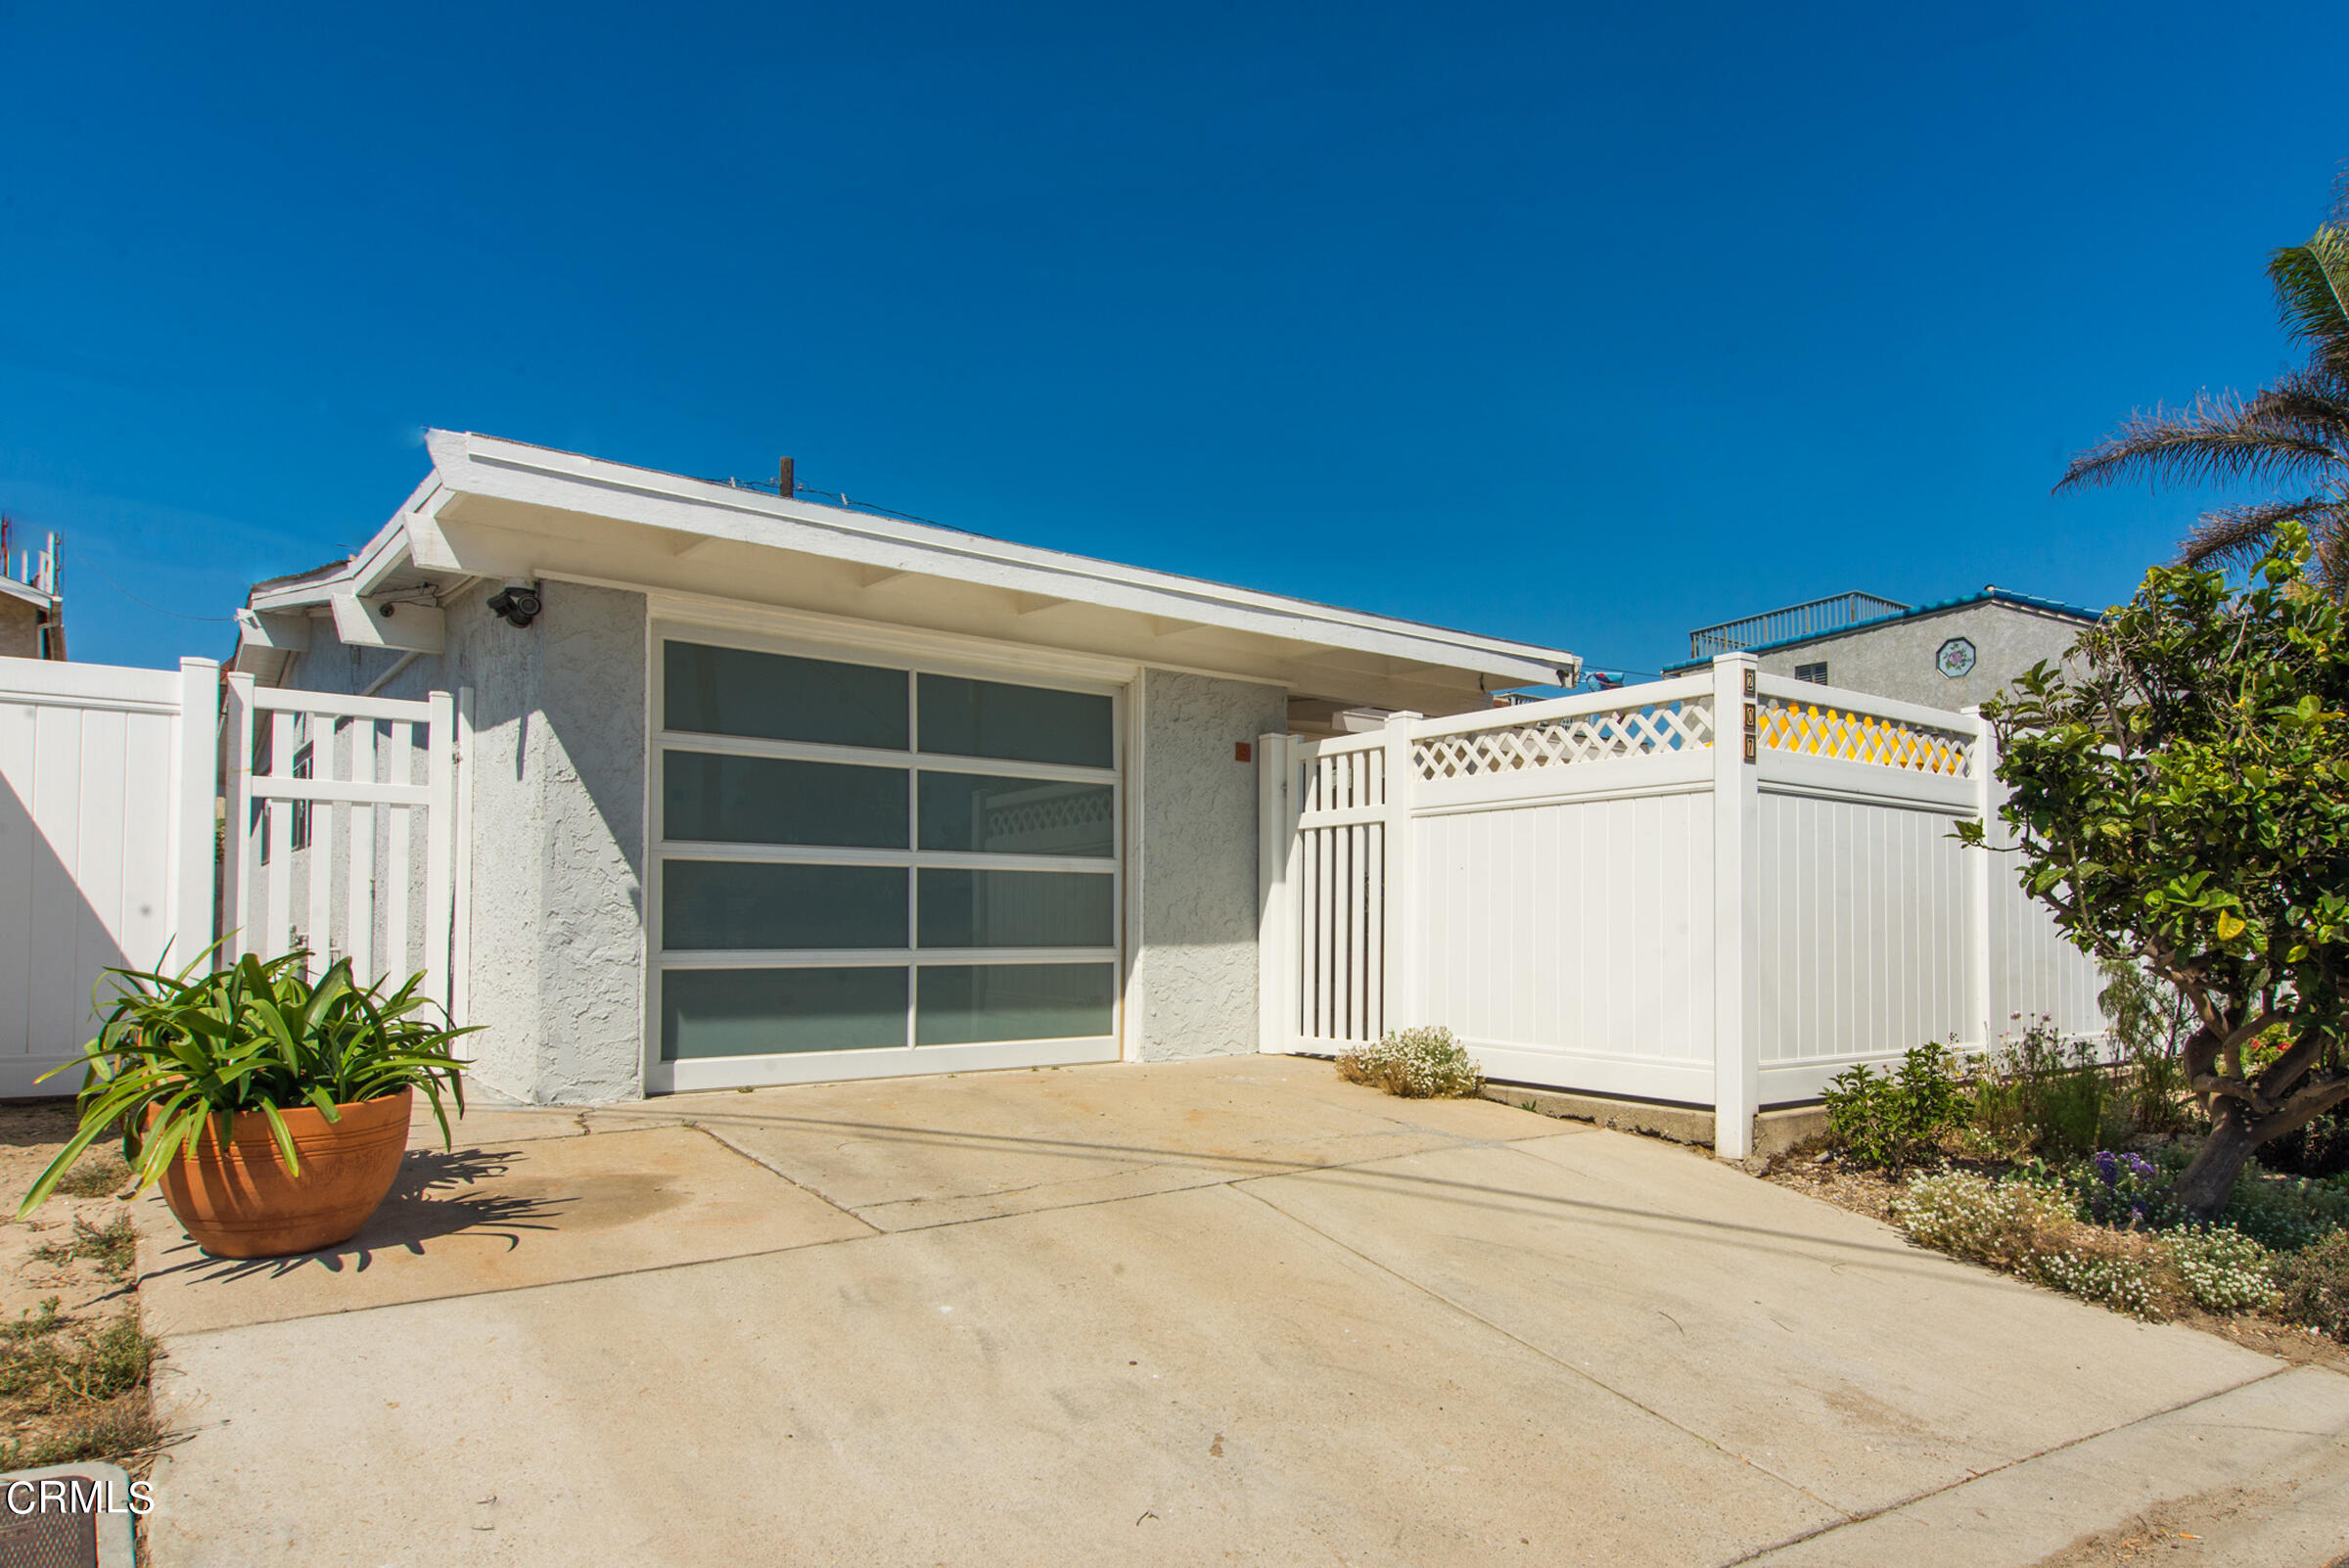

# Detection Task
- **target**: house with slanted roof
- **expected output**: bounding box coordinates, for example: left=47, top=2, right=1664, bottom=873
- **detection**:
left=229, top=431, right=1580, bottom=1102
left=1664, top=587, right=2101, bottom=709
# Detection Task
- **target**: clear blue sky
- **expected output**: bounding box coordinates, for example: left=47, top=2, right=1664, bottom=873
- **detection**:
left=2, top=2, right=2342, bottom=679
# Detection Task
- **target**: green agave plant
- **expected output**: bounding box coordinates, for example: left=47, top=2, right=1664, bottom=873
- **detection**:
left=20, top=948, right=475, bottom=1217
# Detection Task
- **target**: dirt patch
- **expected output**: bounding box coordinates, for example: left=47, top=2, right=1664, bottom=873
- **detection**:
left=1756, top=1149, right=1903, bottom=1225
left=0, top=1099, right=168, bottom=1474
left=2034, top=1429, right=2349, bottom=1566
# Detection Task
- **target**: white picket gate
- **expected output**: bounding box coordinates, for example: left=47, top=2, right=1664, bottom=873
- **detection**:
left=1258, top=654, right=2107, bottom=1156
left=220, top=673, right=471, bottom=1011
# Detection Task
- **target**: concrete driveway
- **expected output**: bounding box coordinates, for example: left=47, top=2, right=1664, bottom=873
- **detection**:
left=134, top=1055, right=2349, bottom=1566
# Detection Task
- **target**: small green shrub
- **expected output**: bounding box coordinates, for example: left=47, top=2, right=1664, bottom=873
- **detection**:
left=1337, top=1027, right=1484, bottom=1099
left=2097, top=960, right=2197, bottom=1136
left=1822, top=1042, right=1969, bottom=1170
left=2264, top=1112, right=2349, bottom=1180
left=2273, top=1232, right=2349, bottom=1341
left=2219, top=1167, right=2349, bottom=1253
left=1970, top=1018, right=2107, bottom=1160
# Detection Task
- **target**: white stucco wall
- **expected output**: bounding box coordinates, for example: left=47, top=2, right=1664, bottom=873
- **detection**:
left=1129, top=669, right=1289, bottom=1061
left=283, top=582, right=648, bottom=1104
left=1754, top=601, right=2094, bottom=710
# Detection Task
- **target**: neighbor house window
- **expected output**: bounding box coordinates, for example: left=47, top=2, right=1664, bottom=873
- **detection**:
left=1794, top=662, right=1828, bottom=685
left=654, top=637, right=1119, bottom=1063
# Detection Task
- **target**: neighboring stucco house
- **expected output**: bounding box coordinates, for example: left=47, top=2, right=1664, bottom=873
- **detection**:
left=232, top=431, right=1578, bottom=1104
left=1663, top=587, right=2101, bottom=709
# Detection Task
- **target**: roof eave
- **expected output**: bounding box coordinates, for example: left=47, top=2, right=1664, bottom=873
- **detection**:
left=430, top=430, right=1579, bottom=684
left=251, top=431, right=1578, bottom=688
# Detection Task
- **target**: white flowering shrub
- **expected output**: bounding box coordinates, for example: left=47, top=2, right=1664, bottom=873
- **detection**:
left=1890, top=1169, right=2285, bottom=1322
left=2159, top=1225, right=2279, bottom=1314
left=2029, top=1250, right=2165, bottom=1319
left=1893, top=1172, right=2167, bottom=1316
left=1336, top=1027, right=1485, bottom=1099
left=1891, top=1172, right=2072, bottom=1268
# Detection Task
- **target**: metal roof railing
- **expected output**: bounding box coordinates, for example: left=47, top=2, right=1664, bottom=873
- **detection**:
left=1687, top=591, right=1910, bottom=660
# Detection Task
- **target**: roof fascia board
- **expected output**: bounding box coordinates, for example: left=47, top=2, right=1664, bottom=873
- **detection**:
left=0, top=577, right=57, bottom=610
left=427, top=431, right=1575, bottom=686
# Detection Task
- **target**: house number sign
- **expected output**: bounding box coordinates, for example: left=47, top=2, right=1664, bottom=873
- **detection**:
left=1935, top=637, right=1977, bottom=678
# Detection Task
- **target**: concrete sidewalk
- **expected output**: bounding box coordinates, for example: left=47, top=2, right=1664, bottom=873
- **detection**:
left=133, top=1056, right=2349, bottom=1566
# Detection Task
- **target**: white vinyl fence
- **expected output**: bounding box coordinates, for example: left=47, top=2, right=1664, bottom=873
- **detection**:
left=0, top=658, right=471, bottom=1096
left=0, top=659, right=215, bottom=1094
left=1257, top=653, right=2106, bottom=1157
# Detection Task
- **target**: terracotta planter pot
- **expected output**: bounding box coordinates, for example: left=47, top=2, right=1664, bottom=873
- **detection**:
left=154, top=1089, right=413, bottom=1259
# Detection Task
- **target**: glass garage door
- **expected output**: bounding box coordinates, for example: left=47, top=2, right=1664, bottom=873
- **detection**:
left=648, top=632, right=1122, bottom=1091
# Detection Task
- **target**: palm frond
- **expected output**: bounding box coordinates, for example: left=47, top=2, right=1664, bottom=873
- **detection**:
left=2269, top=224, right=2349, bottom=378
left=2055, top=391, right=2343, bottom=494
left=2242, top=366, right=2349, bottom=443
left=2179, top=494, right=2342, bottom=573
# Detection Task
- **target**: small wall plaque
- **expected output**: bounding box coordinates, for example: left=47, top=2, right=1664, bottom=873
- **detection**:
left=1936, top=637, right=1978, bottom=678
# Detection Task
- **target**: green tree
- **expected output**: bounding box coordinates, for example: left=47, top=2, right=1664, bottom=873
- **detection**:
left=2055, top=179, right=2349, bottom=589
left=1966, top=526, right=2349, bottom=1218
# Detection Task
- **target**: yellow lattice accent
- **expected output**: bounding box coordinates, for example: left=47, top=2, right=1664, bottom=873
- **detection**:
left=1757, top=701, right=1970, bottom=776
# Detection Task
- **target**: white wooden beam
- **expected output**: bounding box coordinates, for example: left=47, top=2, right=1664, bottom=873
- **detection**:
left=236, top=609, right=312, bottom=652
left=331, top=593, right=446, bottom=655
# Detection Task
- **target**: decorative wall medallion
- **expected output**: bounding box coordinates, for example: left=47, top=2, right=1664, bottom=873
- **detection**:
left=1936, top=637, right=1978, bottom=678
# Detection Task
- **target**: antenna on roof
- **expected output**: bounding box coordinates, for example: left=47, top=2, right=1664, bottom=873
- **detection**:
left=778, top=457, right=795, bottom=499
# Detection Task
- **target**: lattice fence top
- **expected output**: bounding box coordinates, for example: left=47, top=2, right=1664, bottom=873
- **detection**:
left=1412, top=700, right=1715, bottom=781
left=984, top=790, right=1117, bottom=838
left=1756, top=696, right=1972, bottom=777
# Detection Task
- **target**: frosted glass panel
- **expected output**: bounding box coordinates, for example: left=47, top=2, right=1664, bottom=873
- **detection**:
left=917, top=869, right=1114, bottom=948
left=916, top=964, right=1115, bottom=1045
left=665, top=752, right=907, bottom=849
left=667, top=642, right=907, bottom=750
left=918, top=675, right=1112, bottom=768
left=917, top=773, right=1114, bottom=857
left=664, top=862, right=907, bottom=950
left=662, top=967, right=907, bottom=1059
